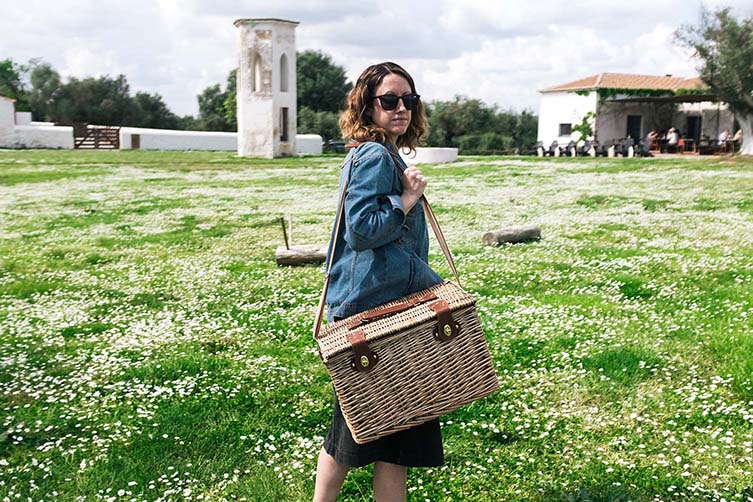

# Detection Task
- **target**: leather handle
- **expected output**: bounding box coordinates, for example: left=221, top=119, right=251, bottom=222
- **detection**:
left=313, top=146, right=461, bottom=340
left=347, top=291, right=438, bottom=329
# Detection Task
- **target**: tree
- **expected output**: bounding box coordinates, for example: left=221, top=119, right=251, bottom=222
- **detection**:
left=195, top=68, right=237, bottom=131
left=297, top=50, right=351, bottom=113
left=513, top=110, right=539, bottom=153
left=197, top=83, right=234, bottom=131
left=426, top=96, right=495, bottom=147
left=297, top=106, right=340, bottom=141
left=133, top=92, right=179, bottom=129
left=424, top=96, right=538, bottom=154
left=0, top=59, right=30, bottom=111
left=222, top=68, right=237, bottom=125
left=53, top=74, right=138, bottom=126
left=677, top=8, right=753, bottom=155
left=3, top=58, right=184, bottom=128
left=28, top=62, right=62, bottom=121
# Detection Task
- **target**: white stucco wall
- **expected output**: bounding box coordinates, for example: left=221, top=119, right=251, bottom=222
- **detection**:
left=120, top=127, right=237, bottom=151
left=296, top=134, right=322, bottom=154
left=0, top=98, right=15, bottom=147
left=537, top=91, right=598, bottom=146
left=13, top=125, right=74, bottom=149
left=400, top=147, right=458, bottom=164
left=120, top=127, right=318, bottom=154
left=15, top=111, right=32, bottom=125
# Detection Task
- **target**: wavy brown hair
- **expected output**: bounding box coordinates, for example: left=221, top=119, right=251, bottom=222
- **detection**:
left=339, top=62, right=429, bottom=153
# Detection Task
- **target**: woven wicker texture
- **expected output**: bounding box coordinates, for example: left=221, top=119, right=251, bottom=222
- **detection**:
left=316, top=281, right=499, bottom=444
left=317, top=281, right=475, bottom=359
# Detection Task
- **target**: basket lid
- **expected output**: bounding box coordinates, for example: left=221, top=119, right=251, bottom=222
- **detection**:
left=316, top=281, right=475, bottom=361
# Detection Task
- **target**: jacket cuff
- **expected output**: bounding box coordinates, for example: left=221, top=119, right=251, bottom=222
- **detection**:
left=386, top=194, right=405, bottom=214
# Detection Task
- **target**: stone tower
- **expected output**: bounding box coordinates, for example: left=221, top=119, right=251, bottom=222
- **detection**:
left=234, top=18, right=298, bottom=158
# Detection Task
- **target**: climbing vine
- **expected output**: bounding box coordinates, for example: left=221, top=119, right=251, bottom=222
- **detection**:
left=574, top=87, right=710, bottom=99
left=571, top=111, right=595, bottom=141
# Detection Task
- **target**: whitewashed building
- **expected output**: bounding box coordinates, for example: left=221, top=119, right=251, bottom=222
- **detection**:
left=0, top=96, right=74, bottom=149
left=537, top=73, right=736, bottom=147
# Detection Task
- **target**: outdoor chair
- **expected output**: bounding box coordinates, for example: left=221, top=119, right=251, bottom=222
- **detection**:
left=564, top=140, right=577, bottom=157
left=532, top=141, right=545, bottom=156
left=547, top=141, right=559, bottom=157
left=666, top=142, right=680, bottom=154
left=621, top=138, right=635, bottom=157
left=637, top=140, right=653, bottom=157
left=607, top=139, right=621, bottom=157
left=576, top=140, right=594, bottom=156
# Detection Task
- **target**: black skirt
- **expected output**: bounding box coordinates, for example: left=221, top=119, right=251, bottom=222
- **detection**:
left=323, top=392, right=444, bottom=468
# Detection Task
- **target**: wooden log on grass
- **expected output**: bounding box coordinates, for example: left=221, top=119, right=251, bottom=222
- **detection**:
left=276, top=244, right=328, bottom=266
left=483, top=225, right=541, bottom=246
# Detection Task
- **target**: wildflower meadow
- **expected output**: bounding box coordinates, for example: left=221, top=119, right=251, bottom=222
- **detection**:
left=1, top=150, right=752, bottom=501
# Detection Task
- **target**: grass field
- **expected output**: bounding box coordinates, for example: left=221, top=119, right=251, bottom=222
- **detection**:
left=1, top=149, right=752, bottom=501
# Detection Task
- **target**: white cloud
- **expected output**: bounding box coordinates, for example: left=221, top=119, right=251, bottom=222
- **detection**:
left=1, top=0, right=751, bottom=116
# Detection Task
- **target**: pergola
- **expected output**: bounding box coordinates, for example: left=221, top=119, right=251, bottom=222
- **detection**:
left=601, top=92, right=731, bottom=150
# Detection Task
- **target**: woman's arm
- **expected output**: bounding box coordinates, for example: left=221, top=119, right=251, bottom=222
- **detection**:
left=344, top=151, right=408, bottom=251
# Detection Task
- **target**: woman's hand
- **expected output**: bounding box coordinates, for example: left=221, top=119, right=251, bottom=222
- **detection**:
left=400, top=166, right=427, bottom=214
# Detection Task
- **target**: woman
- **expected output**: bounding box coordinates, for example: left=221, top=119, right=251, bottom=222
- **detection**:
left=313, top=62, right=444, bottom=502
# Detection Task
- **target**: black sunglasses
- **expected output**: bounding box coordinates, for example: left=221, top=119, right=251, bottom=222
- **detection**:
left=372, top=92, right=421, bottom=111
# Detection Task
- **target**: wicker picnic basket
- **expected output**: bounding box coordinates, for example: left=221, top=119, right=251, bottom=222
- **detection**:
left=313, top=161, right=499, bottom=444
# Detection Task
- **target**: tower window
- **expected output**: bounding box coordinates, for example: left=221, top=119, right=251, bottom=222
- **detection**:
left=280, top=107, right=289, bottom=142
left=280, top=54, right=289, bottom=92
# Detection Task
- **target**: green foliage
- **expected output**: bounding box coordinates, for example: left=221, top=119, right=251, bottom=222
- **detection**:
left=197, top=83, right=235, bottom=132
left=596, top=88, right=676, bottom=99
left=5, top=58, right=184, bottom=128
left=575, top=88, right=707, bottom=99
left=54, top=74, right=138, bottom=125
left=27, top=61, right=62, bottom=121
left=195, top=67, right=238, bottom=131
left=455, top=132, right=513, bottom=154
left=296, top=50, right=351, bottom=113
left=297, top=106, right=340, bottom=141
left=572, top=112, right=595, bottom=141
left=426, top=96, right=538, bottom=154
left=132, top=92, right=180, bottom=129
left=0, top=59, right=30, bottom=111
left=223, top=68, right=237, bottom=125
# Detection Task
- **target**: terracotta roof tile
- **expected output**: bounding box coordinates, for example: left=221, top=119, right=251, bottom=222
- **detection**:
left=541, top=73, right=707, bottom=93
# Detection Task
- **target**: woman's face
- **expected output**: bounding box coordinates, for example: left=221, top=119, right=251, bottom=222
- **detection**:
left=370, top=73, right=412, bottom=144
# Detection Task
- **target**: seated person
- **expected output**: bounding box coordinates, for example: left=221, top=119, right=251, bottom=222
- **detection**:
left=718, top=129, right=730, bottom=142
left=667, top=128, right=680, bottom=145
left=646, top=129, right=658, bottom=150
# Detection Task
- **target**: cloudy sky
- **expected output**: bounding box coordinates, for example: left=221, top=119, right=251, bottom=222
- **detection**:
left=2, top=0, right=752, bottom=116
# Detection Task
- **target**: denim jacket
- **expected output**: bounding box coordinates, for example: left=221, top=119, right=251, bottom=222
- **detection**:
left=325, top=141, right=443, bottom=321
